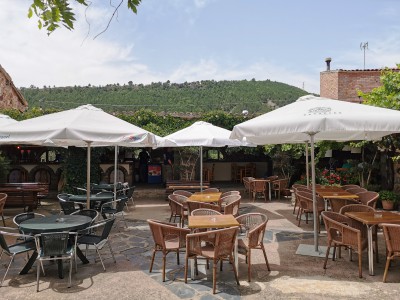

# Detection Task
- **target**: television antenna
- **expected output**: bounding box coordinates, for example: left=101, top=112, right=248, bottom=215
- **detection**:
left=360, top=42, right=368, bottom=70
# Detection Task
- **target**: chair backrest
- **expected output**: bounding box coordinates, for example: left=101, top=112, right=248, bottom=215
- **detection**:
left=36, top=232, right=71, bottom=257
left=296, top=191, right=324, bottom=210
left=96, top=191, right=115, bottom=197
left=220, top=194, right=241, bottom=206
left=59, top=199, right=78, bottom=215
left=147, top=219, right=189, bottom=249
left=273, top=178, right=288, bottom=190
left=346, top=187, right=368, bottom=194
left=357, top=191, right=379, bottom=208
left=247, top=216, right=268, bottom=248
left=381, top=223, right=400, bottom=253
left=168, top=197, right=185, bottom=216
left=203, top=188, right=220, bottom=193
left=0, top=193, right=7, bottom=213
left=99, top=218, right=116, bottom=240
left=223, top=198, right=241, bottom=216
left=0, top=229, right=11, bottom=253
left=265, top=175, right=279, bottom=182
left=57, top=193, right=70, bottom=201
left=173, top=190, right=193, bottom=197
left=168, top=194, right=188, bottom=204
left=236, top=213, right=267, bottom=234
left=321, top=211, right=362, bottom=245
left=339, top=204, right=375, bottom=215
left=125, top=187, right=135, bottom=199
left=251, top=180, right=266, bottom=192
left=191, top=208, right=222, bottom=216
left=71, top=209, right=99, bottom=223
left=329, top=198, right=359, bottom=213
left=13, top=212, right=45, bottom=226
left=186, top=200, right=219, bottom=216
left=342, top=184, right=361, bottom=191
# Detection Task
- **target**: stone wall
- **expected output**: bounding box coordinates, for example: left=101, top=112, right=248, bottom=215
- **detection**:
left=0, top=65, right=28, bottom=112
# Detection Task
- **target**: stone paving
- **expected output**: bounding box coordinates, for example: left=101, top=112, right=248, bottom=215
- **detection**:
left=2, top=184, right=400, bottom=299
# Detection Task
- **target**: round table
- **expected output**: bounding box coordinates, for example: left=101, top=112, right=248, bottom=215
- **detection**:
left=19, top=215, right=92, bottom=235
left=69, top=194, right=114, bottom=210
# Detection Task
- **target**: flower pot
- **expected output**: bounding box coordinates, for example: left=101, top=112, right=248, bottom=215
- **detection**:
left=382, top=200, right=394, bottom=211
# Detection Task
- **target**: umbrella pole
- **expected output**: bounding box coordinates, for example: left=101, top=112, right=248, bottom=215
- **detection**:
left=114, top=145, right=118, bottom=201
left=200, top=146, right=203, bottom=191
left=305, top=142, right=310, bottom=187
left=86, top=142, right=92, bottom=209
left=310, top=134, right=319, bottom=251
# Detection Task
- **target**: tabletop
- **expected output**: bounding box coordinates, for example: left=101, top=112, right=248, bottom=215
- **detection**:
left=188, top=192, right=222, bottom=203
left=19, top=215, right=92, bottom=234
left=316, top=186, right=359, bottom=199
left=69, top=194, right=114, bottom=202
left=345, top=211, right=400, bottom=225
left=188, top=214, right=239, bottom=229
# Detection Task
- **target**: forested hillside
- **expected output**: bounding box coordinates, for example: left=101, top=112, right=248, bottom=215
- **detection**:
left=20, top=79, right=310, bottom=114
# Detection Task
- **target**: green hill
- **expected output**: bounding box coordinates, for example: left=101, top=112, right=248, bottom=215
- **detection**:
left=20, top=79, right=310, bottom=114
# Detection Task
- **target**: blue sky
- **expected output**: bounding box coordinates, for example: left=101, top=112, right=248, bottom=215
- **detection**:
left=1, top=0, right=400, bottom=94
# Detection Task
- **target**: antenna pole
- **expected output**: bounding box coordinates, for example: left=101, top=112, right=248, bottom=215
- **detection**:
left=360, top=42, right=369, bottom=70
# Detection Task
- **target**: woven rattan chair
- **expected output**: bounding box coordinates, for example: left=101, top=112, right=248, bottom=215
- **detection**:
left=0, top=194, right=7, bottom=226
left=173, top=190, right=193, bottom=198
left=321, top=211, right=368, bottom=278
left=168, top=194, right=188, bottom=227
left=251, top=180, right=267, bottom=201
left=292, top=185, right=310, bottom=215
left=147, top=219, right=190, bottom=282
left=219, top=194, right=241, bottom=211
left=243, top=177, right=255, bottom=197
left=202, top=188, right=220, bottom=193
left=77, top=218, right=116, bottom=271
left=0, top=227, right=36, bottom=286
left=356, top=191, right=379, bottom=208
left=346, top=187, right=368, bottom=194
left=34, top=231, right=76, bottom=291
left=381, top=223, right=400, bottom=282
left=191, top=208, right=222, bottom=216
left=184, top=226, right=239, bottom=294
left=329, top=198, right=360, bottom=213
left=221, top=191, right=240, bottom=198
left=236, top=213, right=270, bottom=281
left=272, top=178, right=288, bottom=199
left=296, top=191, right=325, bottom=232
left=339, top=204, right=379, bottom=262
left=186, top=200, right=220, bottom=216
left=342, top=184, right=361, bottom=191
left=223, top=198, right=241, bottom=217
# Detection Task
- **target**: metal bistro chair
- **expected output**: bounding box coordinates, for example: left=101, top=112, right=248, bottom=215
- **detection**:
left=0, top=227, right=36, bottom=286
left=58, top=193, right=82, bottom=215
left=34, top=231, right=77, bottom=292
left=101, top=196, right=129, bottom=228
left=76, top=218, right=116, bottom=271
left=71, top=209, right=99, bottom=225
left=13, top=212, right=46, bottom=228
left=0, top=194, right=7, bottom=226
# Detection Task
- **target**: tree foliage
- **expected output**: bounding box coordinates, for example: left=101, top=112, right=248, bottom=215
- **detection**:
left=28, top=0, right=142, bottom=35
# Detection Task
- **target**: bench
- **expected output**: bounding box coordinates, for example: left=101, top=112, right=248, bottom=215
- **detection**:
left=0, top=182, right=49, bottom=212
left=165, top=180, right=211, bottom=199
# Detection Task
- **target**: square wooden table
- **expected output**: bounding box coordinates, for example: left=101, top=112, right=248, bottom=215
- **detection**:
left=316, top=186, right=359, bottom=210
left=188, top=192, right=222, bottom=203
left=345, top=211, right=400, bottom=275
left=188, top=214, right=240, bottom=279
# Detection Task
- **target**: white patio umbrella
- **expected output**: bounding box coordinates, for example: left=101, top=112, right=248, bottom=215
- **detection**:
left=231, top=95, right=400, bottom=252
left=158, top=121, right=251, bottom=190
left=0, top=104, right=158, bottom=208
left=0, top=114, right=17, bottom=127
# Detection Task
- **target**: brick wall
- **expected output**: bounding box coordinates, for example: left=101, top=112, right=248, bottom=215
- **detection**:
left=0, top=66, right=28, bottom=112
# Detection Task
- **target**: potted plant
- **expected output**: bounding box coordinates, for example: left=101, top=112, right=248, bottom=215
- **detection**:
left=379, top=190, right=398, bottom=210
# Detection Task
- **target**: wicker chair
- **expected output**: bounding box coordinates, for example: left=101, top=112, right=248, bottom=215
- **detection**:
left=251, top=180, right=267, bottom=201
left=184, top=227, right=239, bottom=294
left=202, top=188, right=220, bottom=193
left=173, top=190, right=193, bottom=198
left=342, top=184, right=361, bottom=191
left=186, top=200, right=220, bottom=217
left=219, top=194, right=241, bottom=211
left=243, top=177, right=255, bottom=197
left=223, top=198, right=241, bottom=217
left=101, top=196, right=129, bottom=228
left=191, top=208, right=222, bottom=216
left=296, top=191, right=325, bottom=232
left=0, top=194, right=7, bottom=226
left=346, top=187, right=368, bottom=194
left=381, top=223, right=400, bottom=282
left=272, top=178, right=288, bottom=199
left=339, top=204, right=379, bottom=262
left=357, top=191, right=379, bottom=208
left=221, top=191, right=240, bottom=198
left=321, top=211, right=368, bottom=278
left=168, top=194, right=188, bottom=227
left=292, top=185, right=310, bottom=215
left=236, top=213, right=270, bottom=281
left=147, top=219, right=190, bottom=282
left=329, top=198, right=359, bottom=213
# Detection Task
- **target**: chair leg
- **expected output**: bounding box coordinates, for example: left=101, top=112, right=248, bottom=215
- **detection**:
left=212, top=259, right=217, bottom=294
left=383, top=255, right=392, bottom=282
left=1, top=213, right=5, bottom=226
left=230, top=255, right=240, bottom=285
left=68, top=257, right=73, bottom=288
left=1, top=255, right=14, bottom=286
left=184, top=255, right=189, bottom=283
left=95, top=246, right=106, bottom=271
left=107, top=241, right=117, bottom=263
left=248, top=249, right=251, bottom=282
left=261, top=244, right=271, bottom=271
left=162, top=254, right=166, bottom=282
left=323, top=241, right=332, bottom=270
left=36, top=258, right=40, bottom=292
left=176, top=249, right=180, bottom=265
left=358, top=250, right=363, bottom=278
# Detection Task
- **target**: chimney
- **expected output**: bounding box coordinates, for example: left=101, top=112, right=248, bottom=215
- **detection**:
left=325, top=57, right=332, bottom=71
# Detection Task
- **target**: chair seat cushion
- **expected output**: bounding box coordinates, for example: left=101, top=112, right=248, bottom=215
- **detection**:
left=78, top=234, right=102, bottom=245
left=9, top=240, right=36, bottom=254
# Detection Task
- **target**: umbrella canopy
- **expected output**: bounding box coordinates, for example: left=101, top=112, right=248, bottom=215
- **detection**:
left=231, top=95, right=400, bottom=251
left=0, top=113, right=17, bottom=127
left=159, top=121, right=251, bottom=189
left=0, top=104, right=158, bottom=207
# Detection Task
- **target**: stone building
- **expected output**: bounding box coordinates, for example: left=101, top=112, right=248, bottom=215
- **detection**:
left=320, top=58, right=400, bottom=103
left=0, top=64, right=28, bottom=112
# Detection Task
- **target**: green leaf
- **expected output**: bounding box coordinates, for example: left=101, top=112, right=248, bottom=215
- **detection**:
left=28, top=7, right=33, bottom=18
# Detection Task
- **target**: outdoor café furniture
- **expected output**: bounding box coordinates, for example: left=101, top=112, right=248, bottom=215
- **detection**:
left=292, top=184, right=310, bottom=215
left=187, top=214, right=240, bottom=281
left=328, top=197, right=359, bottom=213
left=0, top=184, right=45, bottom=212
left=71, top=209, right=99, bottom=225
left=202, top=188, right=220, bottom=193
left=265, top=175, right=279, bottom=200
left=381, top=223, right=400, bottom=282
left=58, top=193, right=82, bottom=215
left=101, top=196, right=129, bottom=228
left=236, top=213, right=270, bottom=282
left=34, top=231, right=76, bottom=292
left=251, top=179, right=267, bottom=201
left=344, top=210, right=400, bottom=276
left=191, top=208, right=222, bottom=216
left=346, top=187, right=368, bottom=194
left=339, top=204, right=379, bottom=263
left=168, top=194, right=188, bottom=227
left=357, top=191, right=379, bottom=208
left=296, top=191, right=325, bottom=232
left=18, top=215, right=92, bottom=278
left=173, top=190, right=193, bottom=198
left=272, top=178, right=289, bottom=199
left=342, top=184, right=361, bottom=190
left=76, top=218, right=116, bottom=271
left=0, top=193, right=6, bottom=226
left=223, top=197, right=241, bottom=217
left=221, top=191, right=240, bottom=198
left=321, top=211, right=368, bottom=278
left=220, top=194, right=241, bottom=210
left=68, top=192, right=115, bottom=211
left=0, top=227, right=36, bottom=286
left=186, top=201, right=220, bottom=217
left=188, top=191, right=222, bottom=203
left=147, top=219, right=190, bottom=282
left=184, top=226, right=239, bottom=294
left=242, top=177, right=255, bottom=197
left=315, top=185, right=359, bottom=211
